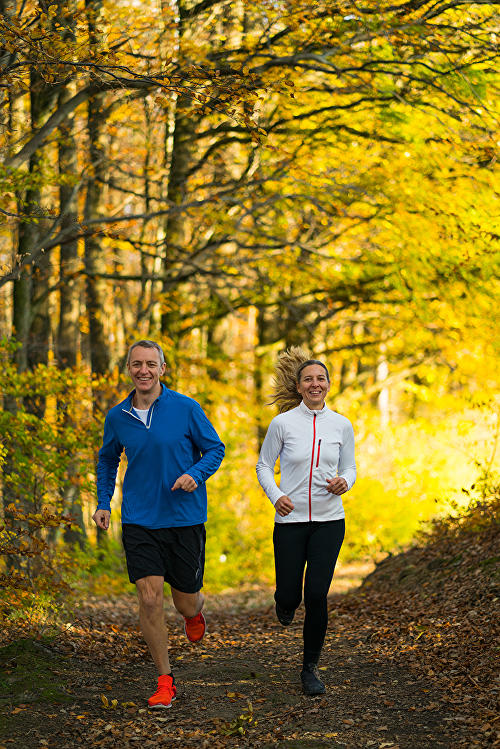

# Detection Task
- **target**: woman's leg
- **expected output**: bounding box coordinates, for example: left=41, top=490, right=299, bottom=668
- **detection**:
left=273, top=522, right=309, bottom=615
left=303, top=519, right=345, bottom=665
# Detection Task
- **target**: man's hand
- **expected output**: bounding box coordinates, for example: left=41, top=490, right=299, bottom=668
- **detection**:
left=171, top=474, right=198, bottom=492
left=326, top=477, right=348, bottom=495
left=92, top=509, right=110, bottom=530
left=274, top=495, right=295, bottom=517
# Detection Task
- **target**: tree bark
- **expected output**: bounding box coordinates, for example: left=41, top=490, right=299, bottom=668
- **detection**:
left=84, top=92, right=111, bottom=382
left=160, top=0, right=199, bottom=362
left=84, top=0, right=111, bottom=551
left=57, top=80, right=87, bottom=547
left=57, top=93, right=81, bottom=369
left=15, top=65, right=58, bottom=375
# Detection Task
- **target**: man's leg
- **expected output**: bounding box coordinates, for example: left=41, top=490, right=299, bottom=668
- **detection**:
left=122, top=526, right=176, bottom=708
left=136, top=575, right=171, bottom=675
left=171, top=588, right=206, bottom=642
left=171, top=588, right=204, bottom=618
left=166, top=524, right=207, bottom=642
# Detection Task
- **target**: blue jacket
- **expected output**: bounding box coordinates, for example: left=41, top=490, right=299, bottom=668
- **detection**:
left=96, top=384, right=225, bottom=528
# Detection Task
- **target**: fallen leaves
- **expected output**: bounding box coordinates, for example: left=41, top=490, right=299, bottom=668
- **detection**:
left=100, top=695, right=118, bottom=709
left=1, top=493, right=497, bottom=748
left=338, top=490, right=500, bottom=749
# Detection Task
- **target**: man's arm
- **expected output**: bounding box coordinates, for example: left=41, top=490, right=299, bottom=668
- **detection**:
left=94, top=415, right=123, bottom=526
left=182, top=402, right=225, bottom=486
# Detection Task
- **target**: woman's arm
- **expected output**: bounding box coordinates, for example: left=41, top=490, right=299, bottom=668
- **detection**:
left=337, top=420, right=356, bottom=490
left=256, top=419, right=288, bottom=506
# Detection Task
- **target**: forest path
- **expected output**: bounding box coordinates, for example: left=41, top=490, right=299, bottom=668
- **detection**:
left=1, top=590, right=458, bottom=749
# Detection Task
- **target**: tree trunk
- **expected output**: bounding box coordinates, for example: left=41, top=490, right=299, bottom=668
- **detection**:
left=84, top=91, right=110, bottom=382
left=26, top=58, right=58, bottom=366
left=57, top=83, right=87, bottom=547
left=255, top=307, right=273, bottom=447
left=160, top=92, right=195, bottom=345
left=160, top=0, right=199, bottom=367
left=57, top=95, right=81, bottom=369
left=84, top=0, right=111, bottom=550
left=18, top=63, right=57, bottom=404
left=5, top=58, right=57, bottom=566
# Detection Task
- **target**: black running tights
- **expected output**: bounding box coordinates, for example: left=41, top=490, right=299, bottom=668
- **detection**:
left=273, top=519, right=345, bottom=665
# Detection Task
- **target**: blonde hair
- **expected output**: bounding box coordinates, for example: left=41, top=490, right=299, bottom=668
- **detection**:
left=268, top=347, right=306, bottom=413
left=269, top=347, right=331, bottom=413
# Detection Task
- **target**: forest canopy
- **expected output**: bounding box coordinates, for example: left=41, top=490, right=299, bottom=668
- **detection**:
left=0, top=0, right=498, bottom=613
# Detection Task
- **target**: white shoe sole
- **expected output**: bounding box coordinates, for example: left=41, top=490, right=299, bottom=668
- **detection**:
left=148, top=696, right=176, bottom=709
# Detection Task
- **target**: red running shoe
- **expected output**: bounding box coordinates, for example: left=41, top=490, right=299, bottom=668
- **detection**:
left=184, top=611, right=206, bottom=642
left=148, top=674, right=176, bottom=709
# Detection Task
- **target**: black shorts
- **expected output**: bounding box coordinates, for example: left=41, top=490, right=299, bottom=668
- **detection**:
left=121, top=523, right=206, bottom=593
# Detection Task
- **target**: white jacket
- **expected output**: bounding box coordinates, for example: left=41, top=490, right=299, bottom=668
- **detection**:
left=256, top=401, right=356, bottom=523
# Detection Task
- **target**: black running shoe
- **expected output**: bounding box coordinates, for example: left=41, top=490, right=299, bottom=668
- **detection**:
left=301, top=663, right=326, bottom=696
left=275, top=601, right=295, bottom=626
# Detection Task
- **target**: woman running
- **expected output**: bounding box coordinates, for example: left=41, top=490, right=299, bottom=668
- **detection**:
left=256, top=347, right=356, bottom=695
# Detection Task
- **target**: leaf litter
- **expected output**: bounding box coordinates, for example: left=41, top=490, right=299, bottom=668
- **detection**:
left=0, top=493, right=498, bottom=748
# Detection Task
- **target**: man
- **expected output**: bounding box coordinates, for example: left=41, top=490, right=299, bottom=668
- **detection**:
left=93, top=340, right=225, bottom=709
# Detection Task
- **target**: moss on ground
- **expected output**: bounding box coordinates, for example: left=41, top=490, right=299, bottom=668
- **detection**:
left=0, top=638, right=71, bottom=707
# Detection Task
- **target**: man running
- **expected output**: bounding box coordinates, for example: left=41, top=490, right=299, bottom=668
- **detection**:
left=93, top=340, right=225, bottom=709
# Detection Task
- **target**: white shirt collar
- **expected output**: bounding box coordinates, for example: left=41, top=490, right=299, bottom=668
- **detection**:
left=298, top=400, right=329, bottom=417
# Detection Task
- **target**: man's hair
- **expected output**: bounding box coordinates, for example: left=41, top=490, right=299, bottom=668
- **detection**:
left=127, top=340, right=165, bottom=366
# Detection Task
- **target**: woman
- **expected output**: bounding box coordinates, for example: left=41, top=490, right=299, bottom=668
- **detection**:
left=256, top=347, right=356, bottom=696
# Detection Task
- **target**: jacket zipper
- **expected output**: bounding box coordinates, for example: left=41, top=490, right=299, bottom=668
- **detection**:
left=316, top=439, right=322, bottom=467
left=308, top=414, right=316, bottom=521
left=122, top=400, right=157, bottom=430
left=145, top=401, right=157, bottom=429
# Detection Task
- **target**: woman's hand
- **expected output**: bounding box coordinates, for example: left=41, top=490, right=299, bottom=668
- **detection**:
left=274, top=495, right=295, bottom=517
left=326, top=477, right=348, bottom=495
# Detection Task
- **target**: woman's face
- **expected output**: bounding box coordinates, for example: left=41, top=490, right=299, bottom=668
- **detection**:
left=297, top=364, right=330, bottom=410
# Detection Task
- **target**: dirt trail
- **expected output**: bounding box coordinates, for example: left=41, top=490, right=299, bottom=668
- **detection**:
left=1, top=591, right=456, bottom=749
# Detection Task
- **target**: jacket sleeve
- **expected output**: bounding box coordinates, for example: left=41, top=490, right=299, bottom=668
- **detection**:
left=338, top=420, right=356, bottom=490
left=96, top=414, right=123, bottom=511
left=185, top=403, right=225, bottom=485
left=256, top=418, right=284, bottom=505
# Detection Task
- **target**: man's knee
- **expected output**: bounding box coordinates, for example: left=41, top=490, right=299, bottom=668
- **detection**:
left=137, top=577, right=164, bottom=614
left=172, top=589, right=203, bottom=618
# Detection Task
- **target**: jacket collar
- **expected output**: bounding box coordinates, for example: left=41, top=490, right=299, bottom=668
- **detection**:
left=299, top=400, right=329, bottom=417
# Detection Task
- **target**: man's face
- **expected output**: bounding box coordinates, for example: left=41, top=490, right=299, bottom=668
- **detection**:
left=127, top=346, right=166, bottom=398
